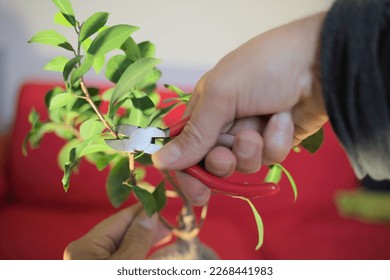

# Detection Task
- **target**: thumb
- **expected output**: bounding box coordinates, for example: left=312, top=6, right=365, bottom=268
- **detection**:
left=152, top=106, right=230, bottom=170
left=110, top=210, right=158, bottom=260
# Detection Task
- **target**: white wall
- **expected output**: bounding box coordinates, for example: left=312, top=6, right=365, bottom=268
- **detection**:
left=0, top=0, right=334, bottom=131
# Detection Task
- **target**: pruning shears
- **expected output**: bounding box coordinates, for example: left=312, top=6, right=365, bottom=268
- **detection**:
left=105, top=116, right=280, bottom=198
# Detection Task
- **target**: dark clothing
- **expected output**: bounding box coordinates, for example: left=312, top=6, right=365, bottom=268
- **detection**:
left=362, top=175, right=390, bottom=191
left=321, top=0, right=390, bottom=181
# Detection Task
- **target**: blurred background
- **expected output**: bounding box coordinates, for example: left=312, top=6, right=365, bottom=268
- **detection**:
left=0, top=0, right=333, bottom=131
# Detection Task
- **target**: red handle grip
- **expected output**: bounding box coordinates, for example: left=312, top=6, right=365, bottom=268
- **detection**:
left=169, top=116, right=280, bottom=198
left=184, top=165, right=280, bottom=198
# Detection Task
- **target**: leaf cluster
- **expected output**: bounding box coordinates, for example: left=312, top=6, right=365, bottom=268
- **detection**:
left=24, top=0, right=181, bottom=214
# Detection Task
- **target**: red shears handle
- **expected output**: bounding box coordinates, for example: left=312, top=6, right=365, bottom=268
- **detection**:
left=168, top=115, right=280, bottom=198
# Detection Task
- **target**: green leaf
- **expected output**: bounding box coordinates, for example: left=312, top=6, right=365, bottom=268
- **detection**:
left=54, top=12, right=73, bottom=27
left=88, top=24, right=139, bottom=57
left=134, top=166, right=146, bottom=182
left=70, top=54, right=94, bottom=84
left=139, top=41, right=155, bottom=58
left=28, top=108, right=40, bottom=126
left=300, top=128, right=324, bottom=154
left=44, top=86, right=65, bottom=110
left=265, top=164, right=282, bottom=183
left=108, top=98, right=128, bottom=123
left=132, top=185, right=157, bottom=217
left=58, top=139, right=80, bottom=170
left=148, top=91, right=160, bottom=106
left=121, top=37, right=141, bottom=61
left=164, top=84, right=186, bottom=96
left=23, top=109, right=59, bottom=155
left=73, top=135, right=111, bottom=158
left=102, top=88, right=114, bottom=101
left=153, top=181, right=167, bottom=212
left=135, top=153, right=153, bottom=166
left=95, top=154, right=119, bottom=171
left=28, top=30, right=74, bottom=52
left=129, top=90, right=155, bottom=127
left=148, top=104, right=175, bottom=126
left=275, top=163, right=298, bottom=202
left=44, top=56, right=69, bottom=72
left=63, top=55, right=83, bottom=82
left=52, top=0, right=76, bottom=27
left=110, top=57, right=161, bottom=106
left=23, top=109, right=41, bottom=155
left=62, top=147, right=80, bottom=192
left=81, top=38, right=93, bottom=53
left=93, top=55, right=105, bottom=74
left=105, top=55, right=132, bottom=83
left=163, top=84, right=191, bottom=104
left=79, top=12, right=109, bottom=43
left=138, top=69, right=161, bottom=91
left=79, top=143, right=111, bottom=157
left=49, top=92, right=76, bottom=110
left=234, top=197, right=264, bottom=251
left=79, top=119, right=106, bottom=139
left=106, top=157, right=131, bottom=208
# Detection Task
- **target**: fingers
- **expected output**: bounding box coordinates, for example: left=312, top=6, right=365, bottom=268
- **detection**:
left=110, top=210, right=159, bottom=260
left=205, top=146, right=236, bottom=177
left=64, top=204, right=143, bottom=260
left=64, top=204, right=170, bottom=260
left=232, top=130, right=263, bottom=173
left=208, top=117, right=265, bottom=174
left=176, top=171, right=211, bottom=206
left=262, top=111, right=294, bottom=166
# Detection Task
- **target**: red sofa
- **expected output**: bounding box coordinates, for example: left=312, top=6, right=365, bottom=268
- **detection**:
left=1, top=81, right=389, bottom=260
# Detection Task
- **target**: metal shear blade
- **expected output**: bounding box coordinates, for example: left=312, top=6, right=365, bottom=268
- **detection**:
left=105, top=125, right=167, bottom=154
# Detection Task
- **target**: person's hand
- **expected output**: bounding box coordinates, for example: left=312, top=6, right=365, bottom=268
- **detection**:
left=152, top=13, right=329, bottom=205
left=63, top=204, right=170, bottom=260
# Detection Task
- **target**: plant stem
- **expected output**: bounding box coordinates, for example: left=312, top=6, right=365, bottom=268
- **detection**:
left=197, top=202, right=209, bottom=230
left=79, top=78, right=118, bottom=138
left=162, top=170, right=185, bottom=199
left=128, top=152, right=137, bottom=185
left=158, top=215, right=175, bottom=231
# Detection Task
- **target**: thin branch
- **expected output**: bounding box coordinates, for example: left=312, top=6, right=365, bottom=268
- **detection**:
left=162, top=170, right=185, bottom=199
left=197, top=202, right=209, bottom=230
left=79, top=79, right=117, bottom=139
left=128, top=152, right=137, bottom=185
left=158, top=214, right=175, bottom=231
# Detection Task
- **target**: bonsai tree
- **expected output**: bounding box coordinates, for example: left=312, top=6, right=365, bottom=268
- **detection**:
left=24, top=0, right=323, bottom=258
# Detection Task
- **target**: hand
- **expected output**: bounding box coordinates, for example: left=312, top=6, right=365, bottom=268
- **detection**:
left=63, top=204, right=170, bottom=260
left=152, top=13, right=329, bottom=205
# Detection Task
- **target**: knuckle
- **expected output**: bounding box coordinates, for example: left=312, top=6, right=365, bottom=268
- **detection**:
left=236, top=159, right=262, bottom=174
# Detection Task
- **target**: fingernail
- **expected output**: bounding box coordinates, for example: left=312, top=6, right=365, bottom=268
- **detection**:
left=138, top=211, right=157, bottom=230
left=273, top=111, right=291, bottom=128
left=236, top=135, right=258, bottom=158
left=152, top=142, right=182, bottom=170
